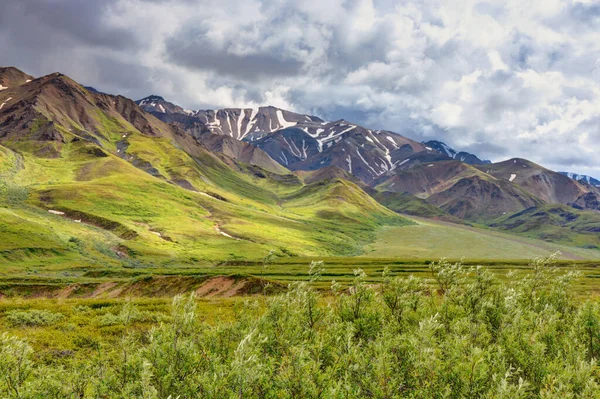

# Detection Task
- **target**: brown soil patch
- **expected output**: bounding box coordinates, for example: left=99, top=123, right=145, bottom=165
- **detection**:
left=195, top=276, right=248, bottom=297
left=88, top=282, right=121, bottom=298
left=0, top=276, right=280, bottom=299
left=56, top=284, right=81, bottom=299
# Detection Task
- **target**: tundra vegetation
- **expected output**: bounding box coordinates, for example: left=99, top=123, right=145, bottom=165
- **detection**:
left=2, top=254, right=600, bottom=398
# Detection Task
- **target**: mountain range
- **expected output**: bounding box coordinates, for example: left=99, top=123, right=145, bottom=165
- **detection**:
left=136, top=93, right=600, bottom=219
left=1, top=66, right=599, bottom=268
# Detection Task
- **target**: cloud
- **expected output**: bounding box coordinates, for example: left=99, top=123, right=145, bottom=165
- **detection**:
left=0, top=0, right=138, bottom=51
left=1, top=0, right=600, bottom=176
left=165, top=29, right=304, bottom=79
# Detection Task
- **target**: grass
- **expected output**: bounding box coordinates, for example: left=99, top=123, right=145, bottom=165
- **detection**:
left=363, top=217, right=600, bottom=261
left=0, top=296, right=246, bottom=358
left=2, top=253, right=600, bottom=298
left=0, top=129, right=409, bottom=268
left=3, top=255, right=600, bottom=398
left=490, top=204, right=600, bottom=248
left=3, top=255, right=600, bottom=360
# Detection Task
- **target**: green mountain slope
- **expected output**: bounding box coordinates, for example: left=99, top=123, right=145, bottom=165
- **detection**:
left=489, top=204, right=600, bottom=249
left=0, top=70, right=409, bottom=267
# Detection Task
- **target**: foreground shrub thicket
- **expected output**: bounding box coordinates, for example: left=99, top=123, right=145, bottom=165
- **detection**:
left=3, top=254, right=600, bottom=398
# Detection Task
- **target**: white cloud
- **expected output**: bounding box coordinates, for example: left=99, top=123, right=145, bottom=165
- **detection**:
left=2, top=0, right=600, bottom=176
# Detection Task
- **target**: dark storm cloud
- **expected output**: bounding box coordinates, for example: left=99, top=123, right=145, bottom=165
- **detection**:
left=326, top=21, right=395, bottom=73
left=85, top=56, right=159, bottom=100
left=165, top=32, right=304, bottom=80
left=462, top=141, right=506, bottom=159
left=0, top=0, right=138, bottom=50
left=0, top=0, right=140, bottom=83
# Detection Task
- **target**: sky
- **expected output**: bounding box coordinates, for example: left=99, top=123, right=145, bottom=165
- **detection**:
left=1, top=0, right=599, bottom=176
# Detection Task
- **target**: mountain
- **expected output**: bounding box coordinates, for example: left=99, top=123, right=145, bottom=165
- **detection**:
left=0, top=72, right=171, bottom=158
left=137, top=96, right=324, bottom=140
left=423, top=140, right=490, bottom=165
left=193, top=106, right=324, bottom=140
left=251, top=122, right=433, bottom=184
left=490, top=204, right=600, bottom=248
left=137, top=96, right=434, bottom=184
left=371, top=155, right=600, bottom=222
left=559, top=172, right=600, bottom=188
left=0, top=66, right=33, bottom=90
left=138, top=95, right=189, bottom=115
left=475, top=159, right=592, bottom=205
left=192, top=131, right=289, bottom=174
left=375, top=160, right=542, bottom=220
left=0, top=67, right=410, bottom=268
left=134, top=94, right=600, bottom=224
left=136, top=96, right=287, bottom=173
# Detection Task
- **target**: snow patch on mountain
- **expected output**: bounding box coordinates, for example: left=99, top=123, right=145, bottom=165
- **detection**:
left=423, top=140, right=490, bottom=165
left=276, top=110, right=297, bottom=129
left=0, top=97, right=12, bottom=110
left=236, top=110, right=245, bottom=138
left=559, top=172, right=600, bottom=187
left=355, top=149, right=379, bottom=176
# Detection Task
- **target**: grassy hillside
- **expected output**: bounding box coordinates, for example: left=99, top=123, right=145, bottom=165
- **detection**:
left=490, top=204, right=600, bottom=248
left=362, top=216, right=600, bottom=260
left=369, top=190, right=466, bottom=223
left=1, top=144, right=406, bottom=266
left=0, top=72, right=409, bottom=268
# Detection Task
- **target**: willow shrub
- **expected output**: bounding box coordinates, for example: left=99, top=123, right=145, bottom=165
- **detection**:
left=2, top=254, right=600, bottom=398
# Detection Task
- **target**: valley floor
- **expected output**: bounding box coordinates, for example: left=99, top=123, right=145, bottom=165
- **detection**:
left=363, top=216, right=600, bottom=260
left=2, top=255, right=600, bottom=398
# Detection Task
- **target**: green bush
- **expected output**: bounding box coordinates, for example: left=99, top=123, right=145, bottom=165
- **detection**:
left=0, top=180, right=29, bottom=206
left=5, top=309, right=64, bottom=327
left=96, top=302, right=168, bottom=327
left=2, top=254, right=600, bottom=398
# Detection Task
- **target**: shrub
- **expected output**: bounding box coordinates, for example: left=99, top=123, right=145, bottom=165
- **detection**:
left=0, top=179, right=29, bottom=206
left=96, top=302, right=168, bottom=326
left=2, top=253, right=600, bottom=398
left=5, top=309, right=64, bottom=327
left=0, top=333, right=33, bottom=397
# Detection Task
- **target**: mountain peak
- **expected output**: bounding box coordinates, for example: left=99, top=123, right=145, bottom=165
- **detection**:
left=138, top=94, right=165, bottom=102
left=423, top=140, right=490, bottom=165
left=559, top=172, right=600, bottom=188
left=136, top=95, right=183, bottom=114
left=0, top=66, right=34, bottom=89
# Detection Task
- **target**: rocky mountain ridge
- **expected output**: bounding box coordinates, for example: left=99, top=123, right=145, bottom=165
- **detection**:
left=133, top=93, right=600, bottom=221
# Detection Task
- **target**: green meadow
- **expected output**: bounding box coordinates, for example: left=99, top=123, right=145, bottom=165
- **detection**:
left=3, top=255, right=600, bottom=397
